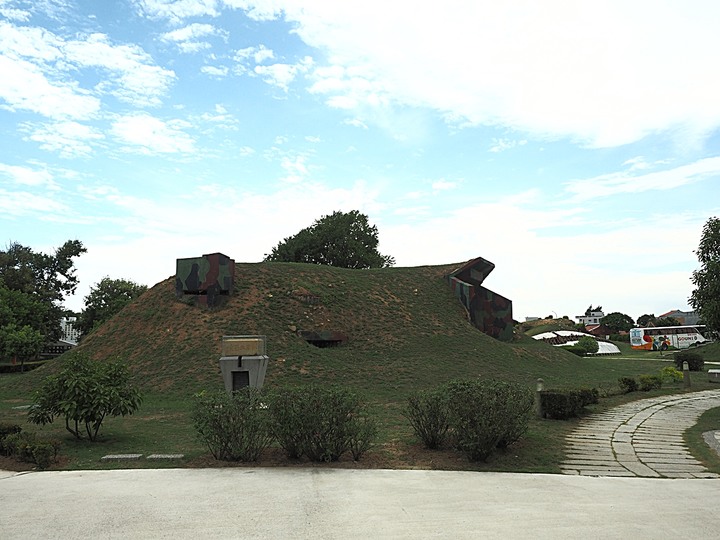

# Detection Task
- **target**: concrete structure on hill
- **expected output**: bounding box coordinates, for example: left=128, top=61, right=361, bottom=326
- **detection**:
left=175, top=252, right=235, bottom=308
left=446, top=257, right=513, bottom=341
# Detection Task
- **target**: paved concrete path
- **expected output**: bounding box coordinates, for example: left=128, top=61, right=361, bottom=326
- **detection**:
left=561, top=389, right=720, bottom=478
left=2, top=468, right=720, bottom=539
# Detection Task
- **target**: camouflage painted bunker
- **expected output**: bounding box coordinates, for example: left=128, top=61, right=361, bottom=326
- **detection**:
left=175, top=252, right=235, bottom=308
left=447, top=257, right=513, bottom=341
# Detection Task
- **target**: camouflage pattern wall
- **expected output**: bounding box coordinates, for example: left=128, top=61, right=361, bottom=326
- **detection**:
left=176, top=252, right=235, bottom=308
left=447, top=257, right=513, bottom=341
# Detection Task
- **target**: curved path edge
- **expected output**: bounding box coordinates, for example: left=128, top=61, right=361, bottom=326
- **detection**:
left=561, top=389, right=720, bottom=478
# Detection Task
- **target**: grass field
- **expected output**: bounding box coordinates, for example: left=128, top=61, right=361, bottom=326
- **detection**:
left=1, top=261, right=719, bottom=472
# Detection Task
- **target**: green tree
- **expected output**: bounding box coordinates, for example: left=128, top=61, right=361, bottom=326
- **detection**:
left=78, top=277, right=147, bottom=336
left=690, top=217, right=720, bottom=332
left=0, top=240, right=86, bottom=342
left=637, top=314, right=655, bottom=327
left=0, top=323, right=44, bottom=371
left=28, top=355, right=142, bottom=441
left=600, top=312, right=634, bottom=333
left=264, top=210, right=395, bottom=269
left=576, top=335, right=599, bottom=355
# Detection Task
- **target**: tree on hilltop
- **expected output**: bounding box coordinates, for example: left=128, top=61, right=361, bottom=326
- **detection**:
left=264, top=210, right=395, bottom=269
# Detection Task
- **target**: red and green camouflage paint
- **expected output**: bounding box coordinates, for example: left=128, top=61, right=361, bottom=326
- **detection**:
left=447, top=257, right=513, bottom=341
left=175, top=252, right=235, bottom=308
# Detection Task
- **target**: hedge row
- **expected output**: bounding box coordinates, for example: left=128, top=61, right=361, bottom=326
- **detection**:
left=0, top=423, right=60, bottom=470
left=405, top=379, right=533, bottom=462
left=539, top=388, right=599, bottom=420
left=192, top=386, right=376, bottom=463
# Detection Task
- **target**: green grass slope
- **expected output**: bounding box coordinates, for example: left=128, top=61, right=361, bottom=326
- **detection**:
left=3, top=261, right=667, bottom=400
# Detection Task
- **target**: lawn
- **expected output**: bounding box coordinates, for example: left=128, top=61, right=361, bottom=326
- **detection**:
left=2, top=261, right=719, bottom=472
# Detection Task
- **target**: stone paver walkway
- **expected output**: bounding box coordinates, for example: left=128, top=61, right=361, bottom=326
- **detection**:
left=561, top=389, right=720, bottom=478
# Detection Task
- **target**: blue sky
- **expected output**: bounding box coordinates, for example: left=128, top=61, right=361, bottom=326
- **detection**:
left=1, top=0, right=719, bottom=321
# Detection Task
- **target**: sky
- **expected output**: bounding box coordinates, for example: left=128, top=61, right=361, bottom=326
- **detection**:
left=1, top=0, right=719, bottom=323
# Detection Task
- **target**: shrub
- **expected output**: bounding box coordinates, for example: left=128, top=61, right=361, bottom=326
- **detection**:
left=1, top=431, right=58, bottom=468
left=2, top=432, right=36, bottom=461
left=576, top=387, right=600, bottom=406
left=301, top=386, right=362, bottom=462
left=0, top=423, right=22, bottom=447
left=28, top=354, right=142, bottom=441
left=32, top=443, right=55, bottom=470
left=561, top=345, right=586, bottom=357
left=576, top=336, right=599, bottom=355
left=348, top=414, right=377, bottom=461
left=638, top=374, right=663, bottom=391
left=267, top=385, right=374, bottom=462
left=659, top=366, right=683, bottom=384
left=192, top=388, right=273, bottom=462
left=539, top=390, right=583, bottom=420
left=673, top=351, right=704, bottom=372
left=610, top=333, right=630, bottom=342
left=443, top=379, right=532, bottom=461
left=490, top=381, right=533, bottom=449
left=445, top=379, right=504, bottom=461
left=405, top=389, right=450, bottom=449
left=618, top=377, right=638, bottom=394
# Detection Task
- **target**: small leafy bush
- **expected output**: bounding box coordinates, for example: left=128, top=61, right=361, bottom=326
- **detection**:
left=490, top=381, right=534, bottom=449
left=267, top=385, right=375, bottom=462
left=673, top=351, right=704, bottom=372
left=638, top=374, right=663, bottom=391
left=32, top=443, right=55, bottom=470
left=0, top=423, right=22, bottom=449
left=659, top=366, right=683, bottom=384
left=267, top=388, right=310, bottom=458
left=348, top=414, right=377, bottom=461
left=539, top=390, right=583, bottom=420
left=575, top=387, right=600, bottom=406
left=444, top=379, right=532, bottom=461
left=1, top=431, right=59, bottom=469
left=618, top=377, right=638, bottom=394
left=192, top=388, right=273, bottom=462
left=576, top=336, right=599, bottom=355
left=405, top=389, right=450, bottom=449
left=610, top=333, right=630, bottom=342
left=28, top=354, right=142, bottom=441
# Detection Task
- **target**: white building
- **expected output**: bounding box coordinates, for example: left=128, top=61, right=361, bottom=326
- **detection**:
left=60, top=316, right=80, bottom=345
left=576, top=309, right=605, bottom=326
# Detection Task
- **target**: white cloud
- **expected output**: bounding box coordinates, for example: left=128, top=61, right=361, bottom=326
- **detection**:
left=0, top=55, right=101, bottom=120
left=233, top=44, right=274, bottom=64
left=24, top=121, right=104, bottom=158
left=240, top=1, right=720, bottom=148
left=0, top=21, right=175, bottom=117
left=254, top=63, right=298, bottom=91
left=565, top=157, right=720, bottom=202
left=0, top=189, right=69, bottom=217
left=63, top=33, right=176, bottom=107
left=0, top=162, right=56, bottom=188
left=201, top=65, right=229, bottom=77
left=489, top=138, right=527, bottom=153
left=161, top=22, right=228, bottom=53
left=134, top=0, right=220, bottom=23
left=110, top=113, right=196, bottom=154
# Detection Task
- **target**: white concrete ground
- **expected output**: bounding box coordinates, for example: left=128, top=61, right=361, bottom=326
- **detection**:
left=1, top=467, right=719, bottom=539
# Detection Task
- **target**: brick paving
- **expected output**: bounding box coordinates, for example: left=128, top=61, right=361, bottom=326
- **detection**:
left=561, top=389, right=720, bottom=478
